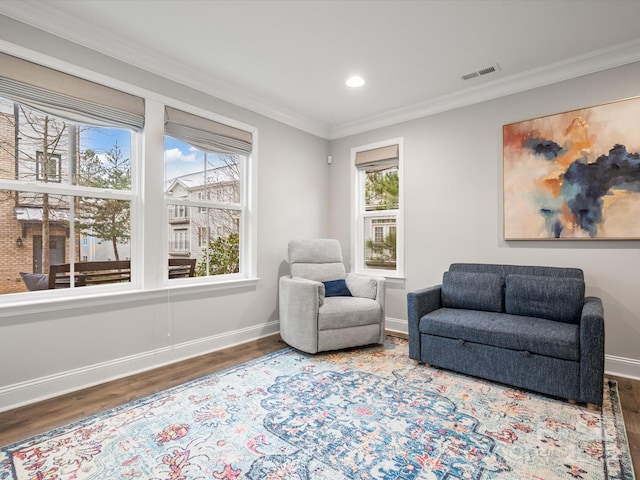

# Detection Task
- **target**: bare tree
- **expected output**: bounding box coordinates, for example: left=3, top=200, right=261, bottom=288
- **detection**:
left=0, top=103, right=69, bottom=273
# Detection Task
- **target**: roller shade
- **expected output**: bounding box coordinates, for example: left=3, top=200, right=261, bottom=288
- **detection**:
left=164, top=106, right=252, bottom=155
left=355, top=144, right=399, bottom=171
left=0, top=52, right=144, bottom=131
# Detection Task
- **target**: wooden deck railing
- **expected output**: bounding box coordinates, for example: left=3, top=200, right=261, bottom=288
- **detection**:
left=48, top=258, right=196, bottom=288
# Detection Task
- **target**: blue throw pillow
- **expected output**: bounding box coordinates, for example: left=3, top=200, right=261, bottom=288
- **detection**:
left=323, top=279, right=352, bottom=297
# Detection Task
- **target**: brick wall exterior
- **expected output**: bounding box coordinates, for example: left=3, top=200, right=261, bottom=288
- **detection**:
left=0, top=111, right=78, bottom=294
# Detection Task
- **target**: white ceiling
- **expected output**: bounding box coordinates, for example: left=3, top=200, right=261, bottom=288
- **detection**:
left=2, top=0, right=640, bottom=139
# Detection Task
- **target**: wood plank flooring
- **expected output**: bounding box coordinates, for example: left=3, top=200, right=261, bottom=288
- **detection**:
left=0, top=333, right=638, bottom=476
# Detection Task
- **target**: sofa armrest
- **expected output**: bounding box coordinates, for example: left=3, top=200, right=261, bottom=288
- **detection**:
left=580, top=296, right=605, bottom=406
left=279, top=276, right=324, bottom=354
left=407, top=285, right=442, bottom=360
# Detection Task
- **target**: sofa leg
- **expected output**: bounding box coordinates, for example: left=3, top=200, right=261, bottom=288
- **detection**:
left=587, top=403, right=600, bottom=411
left=568, top=399, right=577, bottom=405
left=413, top=360, right=421, bottom=365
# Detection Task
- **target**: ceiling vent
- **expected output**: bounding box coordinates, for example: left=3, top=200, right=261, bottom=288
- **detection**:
left=461, top=64, right=500, bottom=81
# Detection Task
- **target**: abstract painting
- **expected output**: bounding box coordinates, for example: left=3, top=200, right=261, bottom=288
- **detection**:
left=503, top=96, right=640, bottom=239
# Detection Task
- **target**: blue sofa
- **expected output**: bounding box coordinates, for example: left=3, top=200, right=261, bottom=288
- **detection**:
left=407, top=263, right=605, bottom=408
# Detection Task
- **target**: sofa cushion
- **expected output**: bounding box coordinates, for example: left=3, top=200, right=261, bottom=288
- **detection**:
left=441, top=271, right=504, bottom=313
left=505, top=274, right=585, bottom=324
left=419, top=308, right=580, bottom=361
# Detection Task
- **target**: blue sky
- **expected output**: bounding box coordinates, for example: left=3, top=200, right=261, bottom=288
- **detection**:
left=164, top=136, right=205, bottom=180
left=79, top=129, right=221, bottom=180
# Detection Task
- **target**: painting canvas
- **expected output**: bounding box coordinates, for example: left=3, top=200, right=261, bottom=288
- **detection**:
left=503, top=96, right=640, bottom=239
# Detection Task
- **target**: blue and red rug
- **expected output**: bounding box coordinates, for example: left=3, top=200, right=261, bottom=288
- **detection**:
left=0, top=337, right=635, bottom=479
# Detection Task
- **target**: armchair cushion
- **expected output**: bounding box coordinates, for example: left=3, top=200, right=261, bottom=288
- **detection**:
left=323, top=279, right=352, bottom=297
left=319, top=297, right=382, bottom=330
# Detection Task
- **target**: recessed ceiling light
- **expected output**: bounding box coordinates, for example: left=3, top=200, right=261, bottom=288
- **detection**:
left=346, top=76, right=365, bottom=88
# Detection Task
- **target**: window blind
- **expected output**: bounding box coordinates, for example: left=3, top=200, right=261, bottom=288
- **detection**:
left=355, top=144, right=399, bottom=171
left=164, top=107, right=252, bottom=155
left=0, top=52, right=144, bottom=131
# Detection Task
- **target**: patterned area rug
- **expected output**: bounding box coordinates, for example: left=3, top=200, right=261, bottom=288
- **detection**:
left=0, top=337, right=635, bottom=480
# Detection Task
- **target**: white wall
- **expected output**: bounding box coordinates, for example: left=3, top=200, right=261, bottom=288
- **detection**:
left=0, top=17, right=329, bottom=410
left=329, top=61, right=640, bottom=376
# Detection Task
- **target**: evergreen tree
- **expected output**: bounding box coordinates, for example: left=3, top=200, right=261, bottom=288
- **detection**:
left=195, top=232, right=239, bottom=276
left=77, top=142, right=130, bottom=260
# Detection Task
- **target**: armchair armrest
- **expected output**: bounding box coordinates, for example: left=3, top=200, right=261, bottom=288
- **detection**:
left=407, top=285, right=442, bottom=360
left=346, top=273, right=386, bottom=304
left=346, top=273, right=386, bottom=344
left=279, top=276, right=324, bottom=354
left=579, top=296, right=605, bottom=406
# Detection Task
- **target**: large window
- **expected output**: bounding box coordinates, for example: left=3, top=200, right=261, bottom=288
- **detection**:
left=0, top=52, right=142, bottom=296
left=0, top=100, right=135, bottom=294
left=0, top=51, right=255, bottom=300
left=164, top=107, right=252, bottom=280
left=352, top=139, right=404, bottom=278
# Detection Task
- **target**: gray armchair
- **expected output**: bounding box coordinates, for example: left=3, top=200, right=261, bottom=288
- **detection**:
left=279, top=239, right=386, bottom=354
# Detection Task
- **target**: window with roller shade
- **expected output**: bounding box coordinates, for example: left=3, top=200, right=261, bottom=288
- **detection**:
left=0, top=52, right=141, bottom=295
left=352, top=139, right=404, bottom=278
left=164, top=107, right=252, bottom=279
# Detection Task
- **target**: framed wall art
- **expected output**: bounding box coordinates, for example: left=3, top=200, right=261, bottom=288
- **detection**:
left=503, top=96, right=640, bottom=240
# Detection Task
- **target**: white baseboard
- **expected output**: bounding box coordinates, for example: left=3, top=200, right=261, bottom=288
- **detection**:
left=0, top=321, right=280, bottom=413
left=386, top=317, right=408, bottom=335
left=605, top=354, right=640, bottom=380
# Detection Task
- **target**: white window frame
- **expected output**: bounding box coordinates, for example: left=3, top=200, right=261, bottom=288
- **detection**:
left=0, top=107, right=140, bottom=297
left=0, top=47, right=258, bottom=311
left=162, top=104, right=256, bottom=286
left=351, top=137, right=404, bottom=279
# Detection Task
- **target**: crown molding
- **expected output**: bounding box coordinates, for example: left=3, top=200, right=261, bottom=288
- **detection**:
left=329, top=38, right=640, bottom=140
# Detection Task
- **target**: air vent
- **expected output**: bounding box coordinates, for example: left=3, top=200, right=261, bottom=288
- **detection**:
left=461, top=63, right=500, bottom=81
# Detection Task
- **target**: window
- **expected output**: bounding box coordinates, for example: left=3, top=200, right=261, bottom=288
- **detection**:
left=0, top=51, right=256, bottom=300
left=36, top=151, right=61, bottom=182
left=0, top=52, right=142, bottom=296
left=164, top=107, right=252, bottom=280
left=352, top=139, right=403, bottom=278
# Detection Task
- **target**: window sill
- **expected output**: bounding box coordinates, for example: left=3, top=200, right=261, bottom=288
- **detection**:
left=0, top=277, right=260, bottom=319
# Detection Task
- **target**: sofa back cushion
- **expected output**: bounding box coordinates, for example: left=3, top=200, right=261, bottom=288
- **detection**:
left=442, top=271, right=505, bottom=313
left=449, top=262, right=583, bottom=280
left=505, top=274, right=585, bottom=324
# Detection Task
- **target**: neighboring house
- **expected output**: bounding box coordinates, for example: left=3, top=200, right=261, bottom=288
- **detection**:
left=0, top=100, right=75, bottom=293
left=164, top=165, right=240, bottom=265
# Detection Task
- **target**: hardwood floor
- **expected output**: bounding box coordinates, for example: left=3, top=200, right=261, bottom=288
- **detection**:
left=0, top=333, right=638, bottom=476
